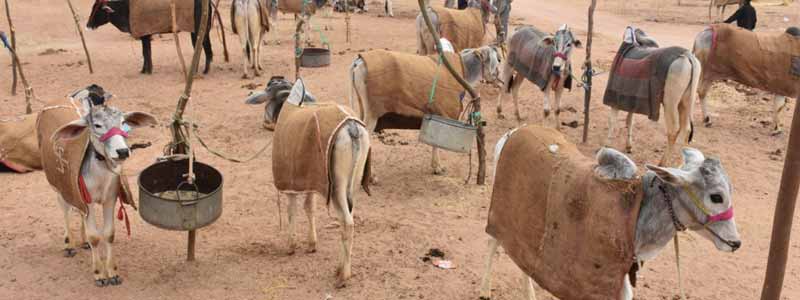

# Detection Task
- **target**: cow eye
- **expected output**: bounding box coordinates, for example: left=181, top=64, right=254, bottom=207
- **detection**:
left=710, top=194, right=724, bottom=204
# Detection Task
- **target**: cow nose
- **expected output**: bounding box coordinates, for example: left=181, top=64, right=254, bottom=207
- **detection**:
left=730, top=240, right=741, bottom=252
left=552, top=65, right=561, bottom=72
left=116, top=149, right=130, bottom=159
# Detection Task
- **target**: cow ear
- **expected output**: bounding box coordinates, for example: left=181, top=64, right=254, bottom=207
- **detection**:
left=573, top=39, right=583, bottom=49
left=245, top=91, right=269, bottom=105
left=646, top=164, right=691, bottom=186
left=53, top=119, right=88, bottom=142
left=542, top=36, right=555, bottom=46
left=124, top=112, right=158, bottom=128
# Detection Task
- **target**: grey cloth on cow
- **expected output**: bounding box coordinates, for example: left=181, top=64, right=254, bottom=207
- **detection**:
left=508, top=26, right=570, bottom=91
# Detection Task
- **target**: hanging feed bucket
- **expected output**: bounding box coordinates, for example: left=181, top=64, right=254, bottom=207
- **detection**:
left=419, top=114, right=477, bottom=153
left=299, top=47, right=331, bottom=68
left=138, top=159, right=223, bottom=231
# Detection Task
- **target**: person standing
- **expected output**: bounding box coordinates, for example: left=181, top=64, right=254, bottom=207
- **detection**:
left=724, top=0, right=757, bottom=30
left=494, top=0, right=512, bottom=43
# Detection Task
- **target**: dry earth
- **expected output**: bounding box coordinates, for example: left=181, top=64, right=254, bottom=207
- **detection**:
left=1, top=0, right=799, bottom=299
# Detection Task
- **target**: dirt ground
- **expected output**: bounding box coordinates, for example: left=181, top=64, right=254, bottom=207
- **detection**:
left=1, top=0, right=799, bottom=299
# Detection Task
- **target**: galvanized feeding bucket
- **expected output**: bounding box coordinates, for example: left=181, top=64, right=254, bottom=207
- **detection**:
left=138, top=159, right=223, bottom=231
left=419, top=114, right=477, bottom=153
left=299, top=47, right=331, bottom=68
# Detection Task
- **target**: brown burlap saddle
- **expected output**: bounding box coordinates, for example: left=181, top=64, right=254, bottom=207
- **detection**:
left=272, top=103, right=362, bottom=200
left=603, top=43, right=688, bottom=121
left=230, top=0, right=270, bottom=34
left=358, top=50, right=465, bottom=131
left=0, top=114, right=42, bottom=173
left=129, top=0, right=196, bottom=38
left=707, top=24, right=800, bottom=98
left=37, top=100, right=134, bottom=214
left=432, top=7, right=485, bottom=52
left=508, top=26, right=565, bottom=91
left=487, top=125, right=643, bottom=300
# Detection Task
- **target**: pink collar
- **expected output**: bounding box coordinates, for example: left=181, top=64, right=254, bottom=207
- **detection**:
left=99, top=127, right=129, bottom=142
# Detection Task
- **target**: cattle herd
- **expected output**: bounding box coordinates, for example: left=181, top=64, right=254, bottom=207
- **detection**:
left=5, top=0, right=800, bottom=299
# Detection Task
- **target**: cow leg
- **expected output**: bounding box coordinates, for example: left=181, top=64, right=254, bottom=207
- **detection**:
left=256, top=27, right=266, bottom=72
left=620, top=274, right=633, bottom=300
left=510, top=72, right=525, bottom=122
left=541, top=88, right=551, bottom=125
left=304, top=193, right=317, bottom=253
left=191, top=32, right=214, bottom=75
left=659, top=99, right=681, bottom=167
left=58, top=196, right=77, bottom=257
left=478, top=237, right=499, bottom=300
left=101, top=199, right=121, bottom=285
left=83, top=207, right=107, bottom=286
left=697, top=78, right=713, bottom=127
left=234, top=12, right=251, bottom=79
left=522, top=269, right=537, bottom=300
left=604, top=108, right=619, bottom=149
left=772, top=95, right=788, bottom=135
left=431, top=147, right=446, bottom=175
left=385, top=0, right=393, bottom=17
left=496, top=62, right=514, bottom=119
left=80, top=217, right=89, bottom=249
left=553, top=86, right=565, bottom=131
left=140, top=36, right=153, bottom=74
left=286, top=193, right=299, bottom=255
left=625, top=111, right=635, bottom=154
left=331, top=143, right=356, bottom=289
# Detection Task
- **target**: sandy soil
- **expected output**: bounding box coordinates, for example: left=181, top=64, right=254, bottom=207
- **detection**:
left=1, top=0, right=799, bottom=299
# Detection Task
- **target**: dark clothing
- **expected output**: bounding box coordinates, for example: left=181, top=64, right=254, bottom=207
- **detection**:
left=458, top=0, right=468, bottom=9
left=725, top=4, right=757, bottom=30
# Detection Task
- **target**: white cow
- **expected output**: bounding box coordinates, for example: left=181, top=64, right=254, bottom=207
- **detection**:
left=232, top=0, right=270, bottom=78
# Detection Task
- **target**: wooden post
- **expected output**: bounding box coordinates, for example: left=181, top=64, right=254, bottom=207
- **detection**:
left=760, top=98, right=800, bottom=299
left=417, top=0, right=486, bottom=185
left=65, top=0, right=93, bottom=74
left=295, top=18, right=305, bottom=80
left=1, top=31, right=34, bottom=114
left=211, top=0, right=229, bottom=62
left=168, top=0, right=210, bottom=262
left=345, top=0, right=351, bottom=43
left=4, top=0, right=17, bottom=96
left=582, top=0, right=597, bottom=144
left=172, top=1, right=189, bottom=79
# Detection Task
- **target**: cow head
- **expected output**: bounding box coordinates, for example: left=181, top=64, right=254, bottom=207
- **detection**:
left=245, top=77, right=317, bottom=129
left=87, top=0, right=131, bottom=33
left=623, top=27, right=660, bottom=48
left=467, top=0, right=497, bottom=25
left=462, top=45, right=503, bottom=87
left=646, top=148, right=741, bottom=253
left=541, top=24, right=582, bottom=77
left=55, top=85, right=157, bottom=167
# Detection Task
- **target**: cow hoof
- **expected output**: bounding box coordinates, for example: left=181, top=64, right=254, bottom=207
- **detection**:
left=107, top=276, right=122, bottom=286
left=478, top=297, right=491, bottom=300
left=497, top=113, right=505, bottom=120
left=81, top=242, right=91, bottom=250
left=63, top=248, right=77, bottom=257
left=306, top=248, right=317, bottom=254
left=287, top=249, right=296, bottom=256
left=95, top=279, right=108, bottom=287
left=433, top=167, right=447, bottom=175
left=334, top=277, right=348, bottom=289
left=369, top=175, right=380, bottom=186
left=626, top=146, right=633, bottom=154
left=241, top=74, right=250, bottom=80
left=771, top=129, right=784, bottom=136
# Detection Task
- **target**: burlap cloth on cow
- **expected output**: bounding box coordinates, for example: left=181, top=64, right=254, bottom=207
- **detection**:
left=486, top=125, right=643, bottom=300
left=432, top=7, right=485, bottom=52
left=708, top=24, right=800, bottom=98
left=603, top=43, right=688, bottom=121
left=272, top=102, right=362, bottom=200
left=508, top=26, right=572, bottom=91
left=358, top=50, right=464, bottom=129
left=0, top=114, right=42, bottom=173
left=129, top=0, right=195, bottom=38
left=37, top=100, right=134, bottom=214
left=231, top=0, right=270, bottom=34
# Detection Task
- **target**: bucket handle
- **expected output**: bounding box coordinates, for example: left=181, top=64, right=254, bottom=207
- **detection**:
left=175, top=181, right=201, bottom=206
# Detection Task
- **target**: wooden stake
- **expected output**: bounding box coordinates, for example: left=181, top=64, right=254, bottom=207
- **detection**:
left=345, top=0, right=351, bottom=43
left=4, top=0, right=17, bottom=96
left=211, top=0, right=229, bottom=62
left=582, top=0, right=597, bottom=144
left=760, top=97, right=800, bottom=299
left=417, top=0, right=486, bottom=185
left=1, top=31, right=34, bottom=114
left=66, top=0, right=93, bottom=74
left=172, top=0, right=189, bottom=79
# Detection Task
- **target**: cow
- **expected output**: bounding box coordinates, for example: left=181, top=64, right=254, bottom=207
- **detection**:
left=332, top=0, right=393, bottom=16
left=416, top=0, right=495, bottom=55
left=495, top=24, right=583, bottom=130
left=38, top=85, right=157, bottom=286
left=480, top=125, right=740, bottom=300
left=245, top=77, right=370, bottom=288
left=231, top=0, right=270, bottom=79
left=693, top=24, right=797, bottom=135
left=349, top=44, right=501, bottom=175
left=86, top=0, right=214, bottom=74
left=603, top=27, right=700, bottom=167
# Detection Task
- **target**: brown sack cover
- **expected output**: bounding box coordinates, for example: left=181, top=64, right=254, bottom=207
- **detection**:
left=231, top=0, right=270, bottom=34
left=130, top=0, right=195, bottom=38
left=0, top=114, right=42, bottom=173
left=707, top=24, right=800, bottom=98
left=273, top=103, right=361, bottom=199
left=359, top=50, right=464, bottom=129
left=432, top=7, right=485, bottom=52
left=486, top=125, right=643, bottom=300
left=37, top=100, right=134, bottom=214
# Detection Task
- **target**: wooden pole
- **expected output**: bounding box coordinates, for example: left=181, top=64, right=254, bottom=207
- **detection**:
left=295, top=18, right=304, bottom=80
left=65, top=0, right=93, bottom=74
left=760, top=99, right=800, bottom=299
left=172, top=1, right=189, bottom=79
left=211, top=0, right=229, bottom=62
left=345, top=0, right=351, bottom=43
left=168, top=0, right=210, bottom=262
left=4, top=0, right=17, bottom=96
left=1, top=31, right=33, bottom=114
left=417, top=0, right=486, bottom=185
left=582, top=0, right=597, bottom=144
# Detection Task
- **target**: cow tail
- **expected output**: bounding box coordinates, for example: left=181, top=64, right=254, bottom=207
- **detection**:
left=349, top=58, right=366, bottom=121
left=345, top=120, right=365, bottom=213
left=686, top=53, right=701, bottom=144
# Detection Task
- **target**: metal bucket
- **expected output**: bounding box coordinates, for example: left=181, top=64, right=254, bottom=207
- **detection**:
left=419, top=114, right=476, bottom=153
left=300, top=47, right=331, bottom=68
left=138, top=160, right=223, bottom=231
